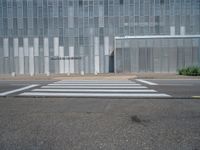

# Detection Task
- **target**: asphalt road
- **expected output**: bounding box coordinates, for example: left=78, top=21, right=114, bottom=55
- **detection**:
left=135, top=79, right=200, bottom=98
left=0, top=79, right=200, bottom=149
left=0, top=79, right=200, bottom=98
left=0, top=97, right=200, bottom=150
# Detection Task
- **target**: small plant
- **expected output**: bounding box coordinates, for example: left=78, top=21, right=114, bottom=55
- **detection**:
left=178, top=66, right=200, bottom=76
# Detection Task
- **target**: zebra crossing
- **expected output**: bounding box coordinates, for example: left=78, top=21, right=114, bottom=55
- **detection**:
left=19, top=80, right=171, bottom=98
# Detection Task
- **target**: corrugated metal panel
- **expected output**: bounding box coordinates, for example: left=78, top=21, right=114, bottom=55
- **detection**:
left=115, top=38, right=200, bottom=73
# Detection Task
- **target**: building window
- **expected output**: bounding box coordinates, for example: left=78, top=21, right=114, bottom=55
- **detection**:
left=79, top=0, right=83, bottom=6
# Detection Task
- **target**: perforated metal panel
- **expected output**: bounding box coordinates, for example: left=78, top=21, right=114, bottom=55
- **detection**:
left=0, top=0, right=200, bottom=75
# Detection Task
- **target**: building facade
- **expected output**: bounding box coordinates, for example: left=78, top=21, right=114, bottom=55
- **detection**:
left=115, top=35, right=200, bottom=73
left=0, top=0, right=200, bottom=75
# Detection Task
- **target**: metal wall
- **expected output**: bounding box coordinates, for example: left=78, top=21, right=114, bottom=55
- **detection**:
left=115, top=37, right=200, bottom=73
left=0, top=0, right=200, bottom=75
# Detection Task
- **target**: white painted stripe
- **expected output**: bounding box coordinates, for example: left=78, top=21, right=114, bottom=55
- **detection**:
left=32, top=89, right=156, bottom=93
left=55, top=80, right=134, bottom=83
left=48, top=83, right=141, bottom=86
left=159, top=84, right=193, bottom=86
left=0, top=84, right=39, bottom=96
left=55, top=81, right=135, bottom=84
left=41, top=86, right=147, bottom=89
left=147, top=79, right=200, bottom=81
left=136, top=79, right=158, bottom=85
left=20, top=92, right=171, bottom=97
left=56, top=80, right=132, bottom=82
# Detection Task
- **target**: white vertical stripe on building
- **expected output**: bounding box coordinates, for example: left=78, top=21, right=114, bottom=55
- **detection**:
left=34, top=38, right=39, bottom=56
left=14, top=38, right=19, bottom=57
left=54, top=37, right=59, bottom=56
left=69, top=46, right=74, bottom=73
left=95, top=55, right=100, bottom=73
left=180, top=26, right=185, bottom=35
left=64, top=59, right=69, bottom=74
left=3, top=38, right=9, bottom=57
left=19, top=47, right=24, bottom=74
left=44, top=38, right=49, bottom=57
left=170, top=26, right=175, bottom=35
left=23, top=38, right=29, bottom=56
left=44, top=38, right=49, bottom=75
left=59, top=46, right=64, bottom=74
left=44, top=57, right=49, bottom=75
left=29, top=47, right=34, bottom=76
left=104, top=36, right=109, bottom=55
left=94, top=37, right=99, bottom=55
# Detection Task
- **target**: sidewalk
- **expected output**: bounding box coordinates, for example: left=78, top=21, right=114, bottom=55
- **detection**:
left=133, top=72, right=200, bottom=79
left=0, top=73, right=199, bottom=81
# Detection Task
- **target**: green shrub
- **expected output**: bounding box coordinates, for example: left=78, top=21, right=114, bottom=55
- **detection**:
left=178, top=66, right=200, bottom=76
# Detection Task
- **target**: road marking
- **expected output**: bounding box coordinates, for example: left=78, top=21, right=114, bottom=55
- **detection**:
left=159, top=84, right=193, bottom=86
left=192, top=96, right=200, bottom=99
left=56, top=80, right=132, bottom=82
left=148, top=79, right=200, bottom=80
left=32, top=89, right=157, bottom=93
left=136, top=79, right=158, bottom=85
left=55, top=81, right=135, bottom=84
left=20, top=92, right=171, bottom=97
left=48, top=83, right=141, bottom=86
left=17, top=80, right=171, bottom=98
left=41, top=86, right=148, bottom=89
left=0, top=84, right=39, bottom=96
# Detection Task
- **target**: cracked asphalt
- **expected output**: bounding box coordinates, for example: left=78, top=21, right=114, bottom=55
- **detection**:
left=0, top=97, right=200, bottom=150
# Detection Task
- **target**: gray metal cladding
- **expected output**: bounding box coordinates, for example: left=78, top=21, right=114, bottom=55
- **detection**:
left=0, top=0, right=200, bottom=75
left=115, top=37, right=200, bottom=73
